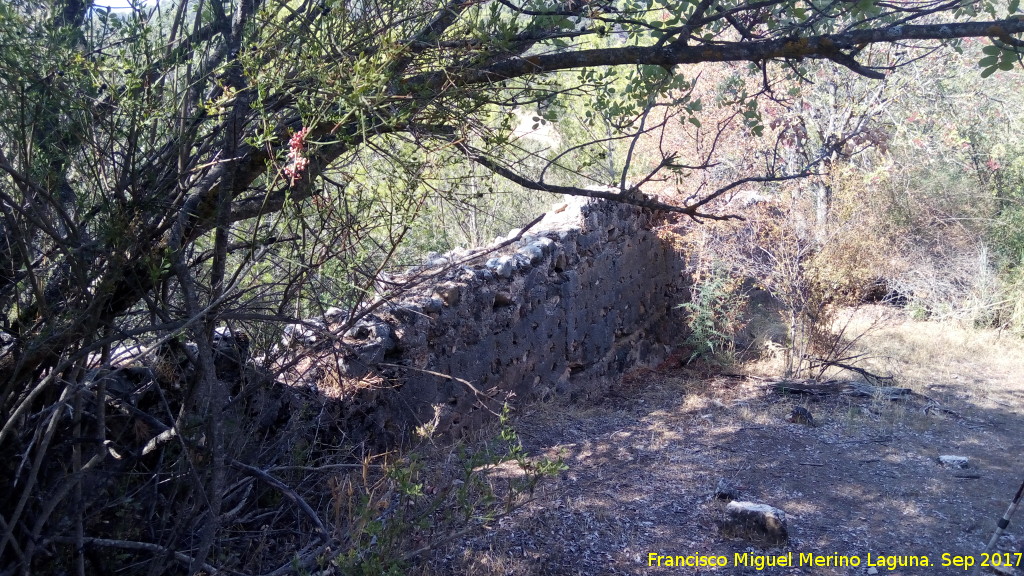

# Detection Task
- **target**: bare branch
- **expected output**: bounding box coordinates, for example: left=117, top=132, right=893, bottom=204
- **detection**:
left=407, top=19, right=1024, bottom=90
left=229, top=459, right=331, bottom=543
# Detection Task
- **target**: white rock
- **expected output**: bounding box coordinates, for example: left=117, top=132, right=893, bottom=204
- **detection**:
left=324, top=307, right=348, bottom=322
left=938, top=455, right=969, bottom=469
left=720, top=501, right=788, bottom=545
left=282, top=322, right=320, bottom=348
left=487, top=256, right=514, bottom=278
left=517, top=244, right=545, bottom=265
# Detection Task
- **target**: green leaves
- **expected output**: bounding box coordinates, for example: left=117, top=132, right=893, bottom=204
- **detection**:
left=851, top=0, right=882, bottom=19
left=680, top=267, right=747, bottom=365
left=742, top=98, right=764, bottom=137
left=979, top=43, right=1022, bottom=78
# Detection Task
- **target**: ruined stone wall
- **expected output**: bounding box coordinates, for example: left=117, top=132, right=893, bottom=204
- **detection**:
left=332, top=197, right=687, bottom=443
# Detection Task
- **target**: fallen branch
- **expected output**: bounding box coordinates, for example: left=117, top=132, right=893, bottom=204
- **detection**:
left=771, top=378, right=912, bottom=400
left=771, top=378, right=846, bottom=396
left=807, top=357, right=894, bottom=383
left=840, top=381, right=912, bottom=399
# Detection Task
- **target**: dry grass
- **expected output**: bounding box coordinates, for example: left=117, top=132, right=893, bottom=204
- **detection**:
left=830, top=306, right=1024, bottom=417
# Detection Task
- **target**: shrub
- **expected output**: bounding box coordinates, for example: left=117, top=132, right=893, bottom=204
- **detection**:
left=680, top=264, right=748, bottom=365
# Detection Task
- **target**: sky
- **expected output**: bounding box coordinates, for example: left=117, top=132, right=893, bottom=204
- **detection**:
left=92, top=0, right=154, bottom=10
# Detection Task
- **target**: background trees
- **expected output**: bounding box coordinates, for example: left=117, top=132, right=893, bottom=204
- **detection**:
left=1, top=0, right=1023, bottom=573
left=663, top=41, right=1024, bottom=375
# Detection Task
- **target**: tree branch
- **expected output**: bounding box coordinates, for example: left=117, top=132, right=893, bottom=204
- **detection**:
left=407, top=19, right=1024, bottom=90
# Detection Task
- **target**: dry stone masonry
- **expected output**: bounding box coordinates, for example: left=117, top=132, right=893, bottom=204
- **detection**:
left=324, top=196, right=687, bottom=443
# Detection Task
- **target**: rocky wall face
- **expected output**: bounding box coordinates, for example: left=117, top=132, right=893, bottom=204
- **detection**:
left=328, top=197, right=687, bottom=445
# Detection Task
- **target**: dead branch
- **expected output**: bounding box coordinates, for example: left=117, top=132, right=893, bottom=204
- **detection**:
left=808, top=356, right=894, bottom=383
left=228, top=459, right=331, bottom=543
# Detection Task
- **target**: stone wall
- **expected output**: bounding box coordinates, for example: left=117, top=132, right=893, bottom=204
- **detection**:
left=324, top=196, right=687, bottom=444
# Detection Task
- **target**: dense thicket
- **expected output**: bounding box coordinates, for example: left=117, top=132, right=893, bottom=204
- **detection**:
left=1, top=0, right=1022, bottom=573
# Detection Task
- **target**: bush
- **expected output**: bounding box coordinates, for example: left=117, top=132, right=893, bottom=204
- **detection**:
left=680, top=264, right=748, bottom=365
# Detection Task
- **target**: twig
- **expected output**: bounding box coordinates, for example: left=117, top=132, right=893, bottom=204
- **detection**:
left=0, top=515, right=24, bottom=568
left=923, top=404, right=963, bottom=419
left=720, top=372, right=771, bottom=381
left=49, top=537, right=230, bottom=575
left=266, top=463, right=370, bottom=473
left=229, top=459, right=330, bottom=543
left=377, top=363, right=505, bottom=417
left=398, top=493, right=547, bottom=565
left=2, top=384, right=74, bottom=563
left=260, top=542, right=333, bottom=576
left=808, top=356, right=893, bottom=383
left=823, top=435, right=892, bottom=445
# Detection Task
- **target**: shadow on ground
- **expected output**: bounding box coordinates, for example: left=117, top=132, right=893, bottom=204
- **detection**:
left=430, top=310, right=1024, bottom=575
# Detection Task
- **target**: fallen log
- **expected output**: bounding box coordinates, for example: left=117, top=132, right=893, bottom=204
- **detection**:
left=771, top=378, right=911, bottom=400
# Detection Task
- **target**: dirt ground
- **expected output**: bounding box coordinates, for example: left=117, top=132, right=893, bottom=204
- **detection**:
left=430, top=306, right=1024, bottom=575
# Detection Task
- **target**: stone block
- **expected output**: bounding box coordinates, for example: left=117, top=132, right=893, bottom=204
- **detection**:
left=720, top=501, right=789, bottom=546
